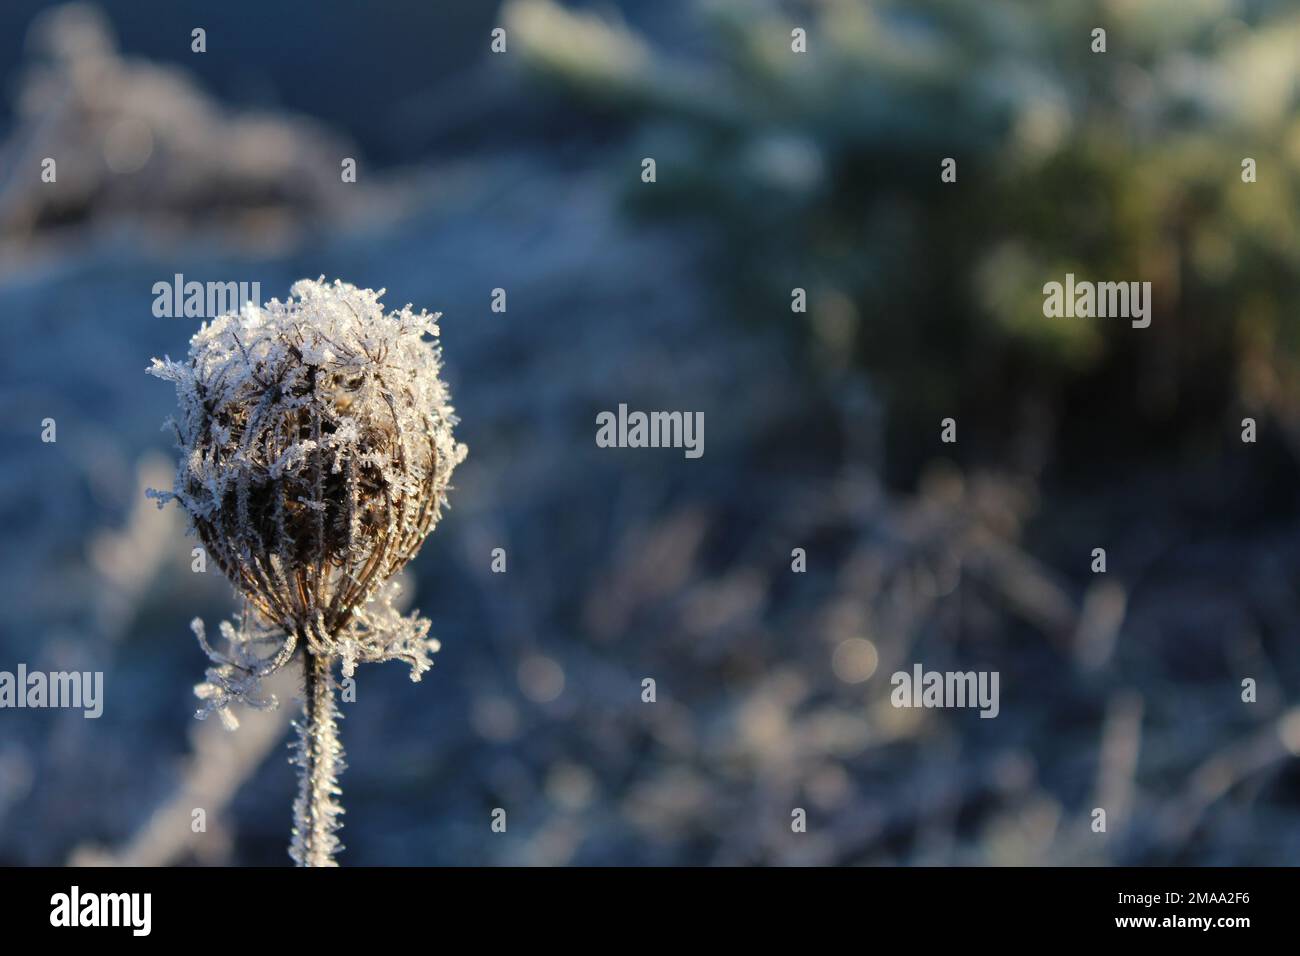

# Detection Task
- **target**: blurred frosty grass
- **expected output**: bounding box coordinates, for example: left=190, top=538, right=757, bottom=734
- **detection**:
left=508, top=0, right=1300, bottom=464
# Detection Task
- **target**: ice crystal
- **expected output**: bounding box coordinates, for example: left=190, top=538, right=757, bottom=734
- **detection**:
left=149, top=277, right=466, bottom=864
left=290, top=653, right=346, bottom=867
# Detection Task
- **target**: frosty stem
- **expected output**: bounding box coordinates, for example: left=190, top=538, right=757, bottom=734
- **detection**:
left=293, top=647, right=344, bottom=866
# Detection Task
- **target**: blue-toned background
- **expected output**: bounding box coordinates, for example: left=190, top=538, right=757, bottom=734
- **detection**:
left=2, top=0, right=1300, bottom=865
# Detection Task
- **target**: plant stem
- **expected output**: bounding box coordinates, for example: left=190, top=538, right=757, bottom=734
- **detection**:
left=291, top=647, right=344, bottom=866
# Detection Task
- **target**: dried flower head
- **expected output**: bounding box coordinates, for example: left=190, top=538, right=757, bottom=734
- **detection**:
left=149, top=277, right=466, bottom=865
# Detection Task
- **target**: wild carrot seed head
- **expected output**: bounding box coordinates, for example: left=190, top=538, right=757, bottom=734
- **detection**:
left=149, top=277, right=466, bottom=658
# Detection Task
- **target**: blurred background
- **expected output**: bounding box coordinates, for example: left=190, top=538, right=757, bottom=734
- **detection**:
left=1, top=0, right=1300, bottom=866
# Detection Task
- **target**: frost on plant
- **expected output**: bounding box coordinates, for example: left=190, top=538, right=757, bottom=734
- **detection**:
left=149, top=277, right=466, bottom=865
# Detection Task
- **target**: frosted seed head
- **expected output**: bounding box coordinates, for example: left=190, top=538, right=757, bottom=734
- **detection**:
left=149, top=277, right=466, bottom=661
